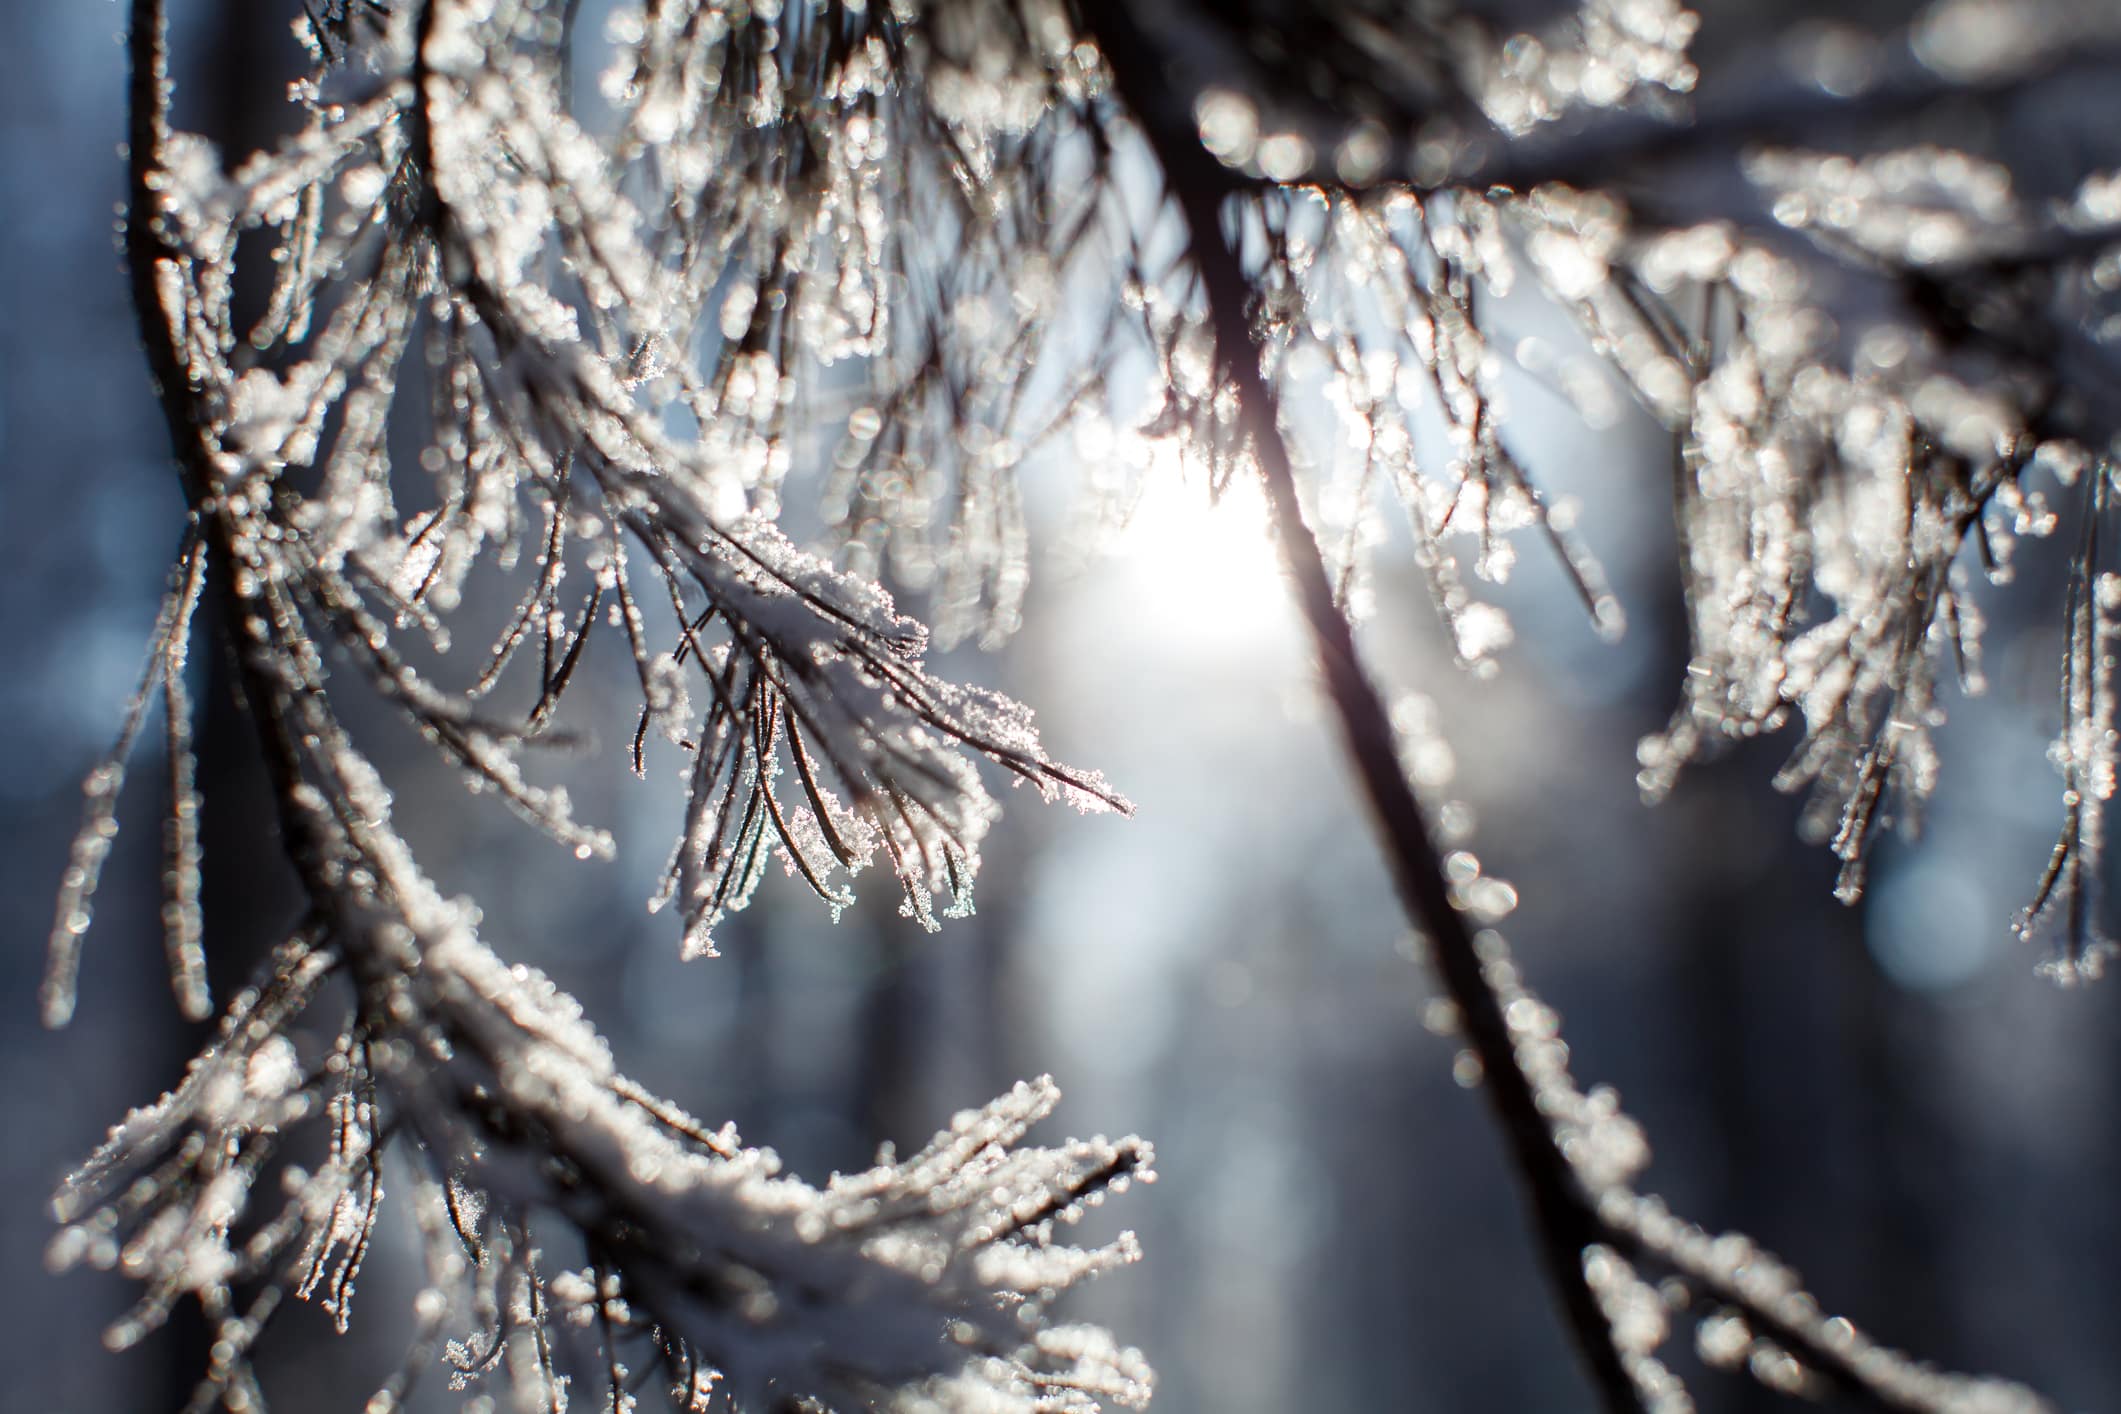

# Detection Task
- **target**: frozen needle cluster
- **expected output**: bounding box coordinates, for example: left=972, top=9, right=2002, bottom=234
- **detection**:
left=56, top=0, right=1155, bottom=1408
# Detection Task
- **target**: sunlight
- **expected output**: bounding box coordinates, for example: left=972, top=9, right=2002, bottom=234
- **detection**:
left=1108, top=438, right=1292, bottom=652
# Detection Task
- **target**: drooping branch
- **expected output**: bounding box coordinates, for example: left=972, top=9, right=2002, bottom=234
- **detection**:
left=89, top=4, right=1157, bottom=1409
left=1081, top=7, right=2057, bottom=1413
left=1079, top=7, right=1645, bottom=1410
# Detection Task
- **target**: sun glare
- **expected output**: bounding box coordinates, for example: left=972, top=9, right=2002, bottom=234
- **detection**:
left=1109, top=439, right=1291, bottom=652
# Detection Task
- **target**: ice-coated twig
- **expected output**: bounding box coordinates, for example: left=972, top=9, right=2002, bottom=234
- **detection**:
left=42, top=529, right=208, bottom=1027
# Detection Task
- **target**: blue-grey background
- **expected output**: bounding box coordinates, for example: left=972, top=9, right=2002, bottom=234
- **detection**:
left=4, top=3, right=2117, bottom=1411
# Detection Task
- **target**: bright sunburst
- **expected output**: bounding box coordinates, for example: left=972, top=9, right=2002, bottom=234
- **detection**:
left=1107, top=439, right=1290, bottom=653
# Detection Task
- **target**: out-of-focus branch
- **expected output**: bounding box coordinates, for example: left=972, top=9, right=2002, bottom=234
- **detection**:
left=1437, top=36, right=2121, bottom=200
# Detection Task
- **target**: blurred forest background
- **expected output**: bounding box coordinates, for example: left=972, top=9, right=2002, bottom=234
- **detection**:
left=4, top=2, right=2118, bottom=1411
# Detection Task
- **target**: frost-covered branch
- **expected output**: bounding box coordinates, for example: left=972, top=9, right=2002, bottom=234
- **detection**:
left=1079, top=8, right=1646, bottom=1410
left=65, top=0, right=1153, bottom=1407
left=1086, top=2, right=2070, bottom=1411
left=1109, top=1, right=2121, bottom=964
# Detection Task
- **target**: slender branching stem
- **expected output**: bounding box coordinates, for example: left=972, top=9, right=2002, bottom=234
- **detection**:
left=1077, top=7, right=1645, bottom=1411
left=127, top=0, right=328, bottom=891
left=1081, top=11, right=2067, bottom=1414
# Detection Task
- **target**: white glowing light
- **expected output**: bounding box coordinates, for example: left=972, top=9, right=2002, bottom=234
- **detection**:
left=1109, top=438, right=1290, bottom=653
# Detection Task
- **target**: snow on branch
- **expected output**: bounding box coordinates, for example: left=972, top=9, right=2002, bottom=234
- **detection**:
left=69, top=0, right=1151, bottom=1408
left=51, top=890, right=1153, bottom=1412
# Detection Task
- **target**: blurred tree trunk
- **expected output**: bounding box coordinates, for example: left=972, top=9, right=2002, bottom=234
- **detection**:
left=1836, top=914, right=1961, bottom=1364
